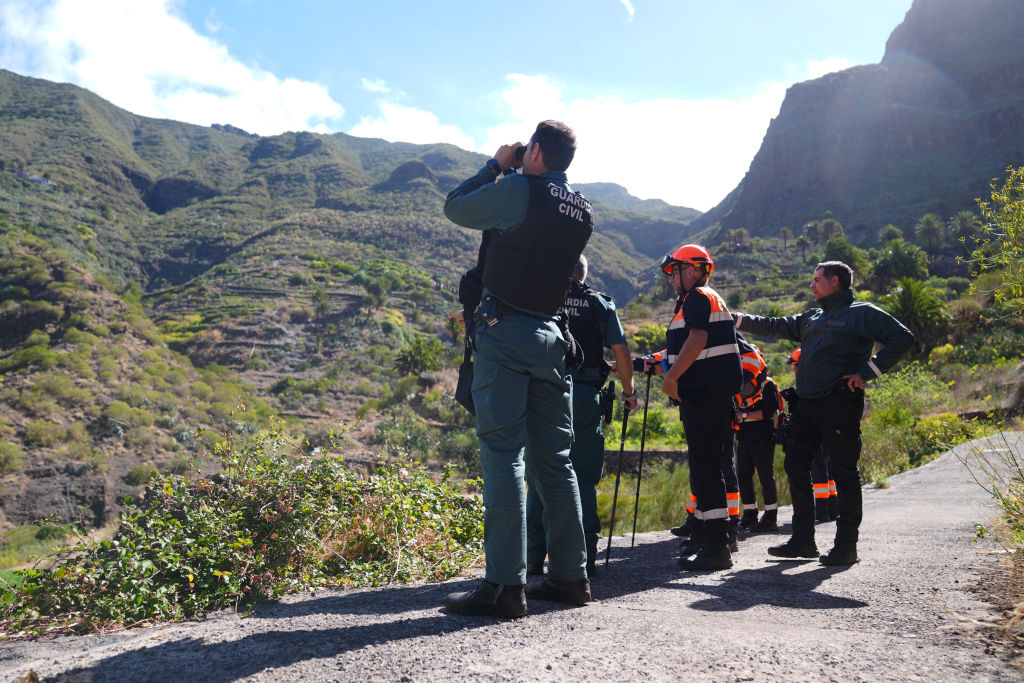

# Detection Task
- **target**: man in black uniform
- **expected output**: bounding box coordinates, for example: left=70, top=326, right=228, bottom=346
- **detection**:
left=646, top=244, right=742, bottom=571
left=734, top=261, right=914, bottom=565
left=442, top=121, right=594, bottom=618
left=526, top=255, right=637, bottom=576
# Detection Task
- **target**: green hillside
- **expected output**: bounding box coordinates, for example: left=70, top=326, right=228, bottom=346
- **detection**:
left=0, top=69, right=703, bottom=529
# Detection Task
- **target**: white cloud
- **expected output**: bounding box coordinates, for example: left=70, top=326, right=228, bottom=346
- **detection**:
left=349, top=103, right=476, bottom=149
left=620, top=0, right=636, bottom=21
left=361, top=78, right=391, bottom=94
left=469, top=61, right=842, bottom=212
left=0, top=0, right=343, bottom=135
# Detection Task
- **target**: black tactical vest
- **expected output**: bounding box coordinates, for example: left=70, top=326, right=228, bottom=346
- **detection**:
left=561, top=279, right=610, bottom=382
left=482, top=176, right=594, bottom=315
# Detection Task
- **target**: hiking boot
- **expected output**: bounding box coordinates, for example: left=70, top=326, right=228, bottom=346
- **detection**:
left=678, top=537, right=702, bottom=557
left=728, top=538, right=739, bottom=553
left=754, top=509, right=778, bottom=532
left=670, top=514, right=696, bottom=538
left=445, top=580, right=526, bottom=618
left=525, top=577, right=592, bottom=606
left=815, top=500, right=832, bottom=523
left=767, top=537, right=818, bottom=559
left=819, top=547, right=859, bottom=566
left=678, top=544, right=733, bottom=571
left=739, top=510, right=759, bottom=530
left=526, top=559, right=545, bottom=577
left=585, top=559, right=597, bottom=577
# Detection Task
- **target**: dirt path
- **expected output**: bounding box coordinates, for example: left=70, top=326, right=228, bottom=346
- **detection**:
left=2, top=434, right=1021, bottom=682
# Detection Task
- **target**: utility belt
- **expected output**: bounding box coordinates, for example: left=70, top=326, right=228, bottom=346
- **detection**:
left=475, top=295, right=584, bottom=370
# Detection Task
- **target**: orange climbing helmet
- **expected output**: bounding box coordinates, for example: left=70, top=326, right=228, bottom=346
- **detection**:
left=659, top=244, right=715, bottom=277
left=788, top=347, right=802, bottom=366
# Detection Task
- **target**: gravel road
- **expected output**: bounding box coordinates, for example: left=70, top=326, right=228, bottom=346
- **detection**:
left=2, top=434, right=1021, bottom=682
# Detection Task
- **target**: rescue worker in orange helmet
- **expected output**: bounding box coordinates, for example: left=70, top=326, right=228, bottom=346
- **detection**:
left=641, top=244, right=742, bottom=571
left=735, top=334, right=781, bottom=533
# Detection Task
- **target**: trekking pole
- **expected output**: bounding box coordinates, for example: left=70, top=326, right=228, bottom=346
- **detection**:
left=630, top=371, right=653, bottom=547
left=605, top=395, right=630, bottom=568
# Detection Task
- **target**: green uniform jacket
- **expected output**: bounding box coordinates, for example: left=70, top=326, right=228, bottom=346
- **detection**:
left=737, top=288, right=915, bottom=399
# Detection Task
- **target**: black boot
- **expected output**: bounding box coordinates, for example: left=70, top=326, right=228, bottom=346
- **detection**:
left=739, top=510, right=759, bottom=530
left=526, top=558, right=545, bottom=576
left=753, top=508, right=778, bottom=532
left=728, top=516, right=740, bottom=553
left=767, top=536, right=818, bottom=559
left=677, top=520, right=704, bottom=557
left=819, top=546, right=859, bottom=565
left=445, top=580, right=526, bottom=618
left=815, top=499, right=831, bottom=523
left=525, top=577, right=592, bottom=606
left=678, top=520, right=732, bottom=571
left=670, top=512, right=696, bottom=538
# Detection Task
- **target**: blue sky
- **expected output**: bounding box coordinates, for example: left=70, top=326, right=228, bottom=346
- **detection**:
left=0, top=0, right=914, bottom=211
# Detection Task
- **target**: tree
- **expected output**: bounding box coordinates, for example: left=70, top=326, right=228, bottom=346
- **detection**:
left=819, top=217, right=844, bottom=241
left=822, top=236, right=867, bottom=282
left=879, top=278, right=950, bottom=354
left=795, top=234, right=811, bottom=262
left=778, top=226, right=793, bottom=250
left=868, top=238, right=929, bottom=293
left=802, top=220, right=822, bottom=245
left=878, top=224, right=902, bottom=244
left=948, top=210, right=981, bottom=255
left=914, top=213, right=945, bottom=257
left=971, top=165, right=1024, bottom=313
left=396, top=334, right=445, bottom=375
left=445, top=314, right=462, bottom=345
left=311, top=286, right=328, bottom=329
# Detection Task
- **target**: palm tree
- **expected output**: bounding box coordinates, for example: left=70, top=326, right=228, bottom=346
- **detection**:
left=795, top=234, right=811, bottom=262
left=869, top=238, right=929, bottom=293
left=948, top=210, right=981, bottom=255
left=914, top=213, right=945, bottom=257
left=878, top=224, right=903, bottom=244
left=779, top=226, right=793, bottom=250
left=820, top=217, right=844, bottom=241
left=880, top=277, right=950, bottom=354
left=802, top=220, right=822, bottom=245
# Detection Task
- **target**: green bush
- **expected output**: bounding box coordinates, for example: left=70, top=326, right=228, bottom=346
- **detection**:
left=23, top=420, right=66, bottom=446
left=0, top=442, right=25, bottom=473
left=126, top=463, right=159, bottom=485
left=0, top=427, right=483, bottom=635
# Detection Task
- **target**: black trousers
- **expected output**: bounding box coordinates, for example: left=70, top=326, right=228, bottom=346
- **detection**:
left=737, top=421, right=777, bottom=508
left=784, top=384, right=864, bottom=547
left=680, top=394, right=733, bottom=545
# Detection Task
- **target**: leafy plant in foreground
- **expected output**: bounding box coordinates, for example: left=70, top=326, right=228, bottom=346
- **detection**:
left=0, top=425, right=483, bottom=637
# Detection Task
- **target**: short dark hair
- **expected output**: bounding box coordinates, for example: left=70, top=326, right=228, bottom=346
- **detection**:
left=530, top=120, right=576, bottom=172
left=816, top=261, right=853, bottom=290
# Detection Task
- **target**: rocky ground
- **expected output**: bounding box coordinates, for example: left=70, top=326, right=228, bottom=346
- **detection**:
left=2, top=434, right=1022, bottom=682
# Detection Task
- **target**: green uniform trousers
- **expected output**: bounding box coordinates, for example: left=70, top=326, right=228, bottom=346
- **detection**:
left=472, top=311, right=587, bottom=585
left=525, top=382, right=604, bottom=565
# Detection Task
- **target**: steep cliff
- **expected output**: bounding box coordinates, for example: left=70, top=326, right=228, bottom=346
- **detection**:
left=693, top=0, right=1024, bottom=243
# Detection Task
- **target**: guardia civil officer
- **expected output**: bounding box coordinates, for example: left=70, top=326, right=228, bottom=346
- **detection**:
left=442, top=121, right=594, bottom=618
left=734, top=261, right=915, bottom=565
left=526, top=255, right=637, bottom=577
left=645, top=245, right=742, bottom=571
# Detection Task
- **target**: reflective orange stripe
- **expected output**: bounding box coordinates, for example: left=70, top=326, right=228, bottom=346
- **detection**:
left=726, top=492, right=740, bottom=516
left=813, top=483, right=831, bottom=499
left=685, top=492, right=696, bottom=514
left=828, top=480, right=837, bottom=497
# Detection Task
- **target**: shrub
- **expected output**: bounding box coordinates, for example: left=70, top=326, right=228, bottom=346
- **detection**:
left=0, top=442, right=25, bottom=473
left=23, top=420, right=66, bottom=446
left=0, top=427, right=483, bottom=635
left=126, top=463, right=159, bottom=485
